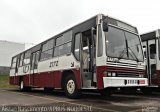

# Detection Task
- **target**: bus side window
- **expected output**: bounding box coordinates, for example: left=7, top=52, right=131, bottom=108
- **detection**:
left=74, top=33, right=81, bottom=60
left=150, top=44, right=156, bottom=59
left=40, top=39, right=54, bottom=61
left=11, top=57, right=17, bottom=69
left=24, top=50, right=31, bottom=65
left=19, top=54, right=24, bottom=66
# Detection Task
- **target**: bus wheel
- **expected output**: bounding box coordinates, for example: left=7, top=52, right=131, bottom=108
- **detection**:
left=64, top=75, right=81, bottom=99
left=20, top=80, right=31, bottom=92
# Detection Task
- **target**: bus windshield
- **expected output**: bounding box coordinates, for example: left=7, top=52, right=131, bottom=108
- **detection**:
left=105, top=26, right=144, bottom=62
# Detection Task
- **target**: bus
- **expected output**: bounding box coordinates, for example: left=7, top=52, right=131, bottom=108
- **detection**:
left=10, top=14, right=148, bottom=98
left=140, top=29, right=160, bottom=93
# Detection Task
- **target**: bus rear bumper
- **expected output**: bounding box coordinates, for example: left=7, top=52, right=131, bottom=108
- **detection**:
left=103, top=77, right=148, bottom=88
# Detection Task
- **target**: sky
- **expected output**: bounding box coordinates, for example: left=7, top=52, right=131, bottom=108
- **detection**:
left=0, top=0, right=160, bottom=48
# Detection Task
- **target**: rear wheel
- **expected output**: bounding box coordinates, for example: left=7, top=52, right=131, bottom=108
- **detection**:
left=20, top=80, right=31, bottom=92
left=64, top=75, right=81, bottom=99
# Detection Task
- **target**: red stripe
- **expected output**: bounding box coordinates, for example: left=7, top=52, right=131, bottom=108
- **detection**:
left=9, top=69, right=81, bottom=89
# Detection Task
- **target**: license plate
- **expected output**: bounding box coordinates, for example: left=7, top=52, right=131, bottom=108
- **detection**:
left=124, top=80, right=138, bottom=85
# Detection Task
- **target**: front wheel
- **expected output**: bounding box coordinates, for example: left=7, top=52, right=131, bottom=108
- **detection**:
left=64, top=75, right=81, bottom=99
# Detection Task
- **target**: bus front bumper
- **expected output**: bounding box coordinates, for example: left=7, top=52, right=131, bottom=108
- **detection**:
left=103, top=77, right=148, bottom=88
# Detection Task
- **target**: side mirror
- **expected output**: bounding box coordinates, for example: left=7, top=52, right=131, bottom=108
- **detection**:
left=103, top=18, right=108, bottom=32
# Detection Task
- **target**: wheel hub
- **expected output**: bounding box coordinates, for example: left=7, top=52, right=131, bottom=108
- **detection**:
left=67, top=80, right=75, bottom=94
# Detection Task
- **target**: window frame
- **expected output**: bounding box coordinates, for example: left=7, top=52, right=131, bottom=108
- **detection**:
left=40, top=39, right=55, bottom=61
left=105, top=25, right=144, bottom=62
left=23, top=50, right=31, bottom=65
left=19, top=53, right=24, bottom=67
left=11, top=57, right=17, bottom=69
left=53, top=31, right=72, bottom=57
left=73, top=33, right=81, bottom=61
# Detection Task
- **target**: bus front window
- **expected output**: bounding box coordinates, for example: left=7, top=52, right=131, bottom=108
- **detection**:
left=105, top=26, right=143, bottom=62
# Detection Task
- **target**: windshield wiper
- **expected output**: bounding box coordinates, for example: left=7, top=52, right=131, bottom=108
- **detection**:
left=118, top=48, right=127, bottom=60
left=127, top=47, right=140, bottom=62
left=118, top=47, right=140, bottom=62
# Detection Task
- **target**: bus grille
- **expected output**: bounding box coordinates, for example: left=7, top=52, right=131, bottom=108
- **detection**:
left=116, top=72, right=140, bottom=78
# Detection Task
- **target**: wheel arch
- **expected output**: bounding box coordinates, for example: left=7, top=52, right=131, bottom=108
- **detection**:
left=61, top=70, right=81, bottom=89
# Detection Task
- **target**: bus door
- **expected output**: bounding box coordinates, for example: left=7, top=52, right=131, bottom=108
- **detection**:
left=12, top=57, right=19, bottom=84
left=146, top=39, right=157, bottom=85
left=30, top=51, right=39, bottom=85
left=74, top=30, right=96, bottom=88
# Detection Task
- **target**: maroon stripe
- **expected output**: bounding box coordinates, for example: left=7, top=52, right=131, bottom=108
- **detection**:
left=9, top=69, right=81, bottom=89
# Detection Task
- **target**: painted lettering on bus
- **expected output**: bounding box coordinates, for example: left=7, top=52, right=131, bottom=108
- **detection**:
left=49, top=61, right=58, bottom=67
left=107, top=57, right=119, bottom=62
left=71, top=62, right=74, bottom=67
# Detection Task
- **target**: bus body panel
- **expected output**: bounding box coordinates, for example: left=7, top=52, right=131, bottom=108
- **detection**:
left=9, top=14, right=148, bottom=93
left=141, top=29, right=160, bottom=87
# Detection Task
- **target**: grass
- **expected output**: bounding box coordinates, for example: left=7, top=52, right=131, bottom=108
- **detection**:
left=0, top=75, right=18, bottom=89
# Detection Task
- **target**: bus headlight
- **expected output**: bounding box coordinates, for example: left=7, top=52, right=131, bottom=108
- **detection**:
left=103, top=71, right=108, bottom=77
left=112, top=72, right=116, bottom=77
left=103, top=72, right=116, bottom=77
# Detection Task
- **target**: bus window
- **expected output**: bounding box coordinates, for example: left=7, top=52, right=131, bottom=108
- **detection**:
left=11, top=57, right=17, bottom=68
left=54, top=31, right=72, bottom=57
left=54, top=42, right=71, bottom=56
left=56, top=31, right=72, bottom=46
left=24, top=50, right=31, bottom=65
left=40, top=39, right=54, bottom=61
left=150, top=44, right=156, bottom=59
left=74, top=33, right=81, bottom=60
left=19, top=53, right=24, bottom=66
left=61, top=42, right=71, bottom=55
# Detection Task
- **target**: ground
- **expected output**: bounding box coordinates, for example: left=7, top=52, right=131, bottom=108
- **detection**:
left=0, top=75, right=160, bottom=112
left=0, top=89, right=160, bottom=112
left=0, top=75, right=18, bottom=88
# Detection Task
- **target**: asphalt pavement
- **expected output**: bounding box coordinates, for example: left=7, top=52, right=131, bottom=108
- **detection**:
left=0, top=89, right=160, bottom=112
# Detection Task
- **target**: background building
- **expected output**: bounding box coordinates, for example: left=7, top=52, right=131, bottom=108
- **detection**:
left=0, top=40, right=25, bottom=74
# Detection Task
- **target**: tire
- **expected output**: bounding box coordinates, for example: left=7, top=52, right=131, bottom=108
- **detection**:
left=20, top=80, right=31, bottom=92
left=64, top=75, right=81, bottom=99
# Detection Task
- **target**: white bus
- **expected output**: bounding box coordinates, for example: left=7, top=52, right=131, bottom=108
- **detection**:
left=141, top=29, right=160, bottom=93
left=10, top=14, right=148, bottom=98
